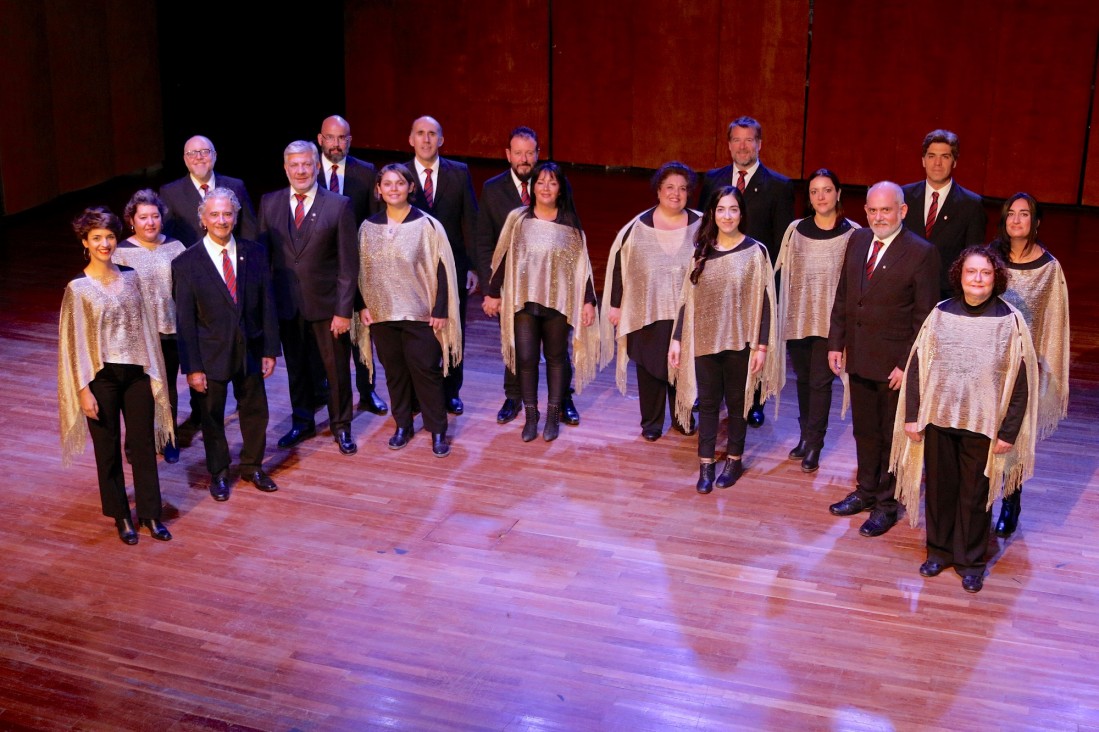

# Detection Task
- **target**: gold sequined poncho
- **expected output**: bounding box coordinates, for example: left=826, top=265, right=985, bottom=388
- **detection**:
left=491, top=210, right=602, bottom=394
left=58, top=269, right=174, bottom=466
left=1001, top=254, right=1070, bottom=438
left=774, top=219, right=858, bottom=417
left=355, top=212, right=462, bottom=381
left=890, top=302, right=1039, bottom=527
left=670, top=241, right=784, bottom=429
left=112, top=239, right=187, bottom=334
left=599, top=211, right=699, bottom=394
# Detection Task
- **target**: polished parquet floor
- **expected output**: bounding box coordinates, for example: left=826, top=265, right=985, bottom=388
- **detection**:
left=1, top=165, right=1097, bottom=731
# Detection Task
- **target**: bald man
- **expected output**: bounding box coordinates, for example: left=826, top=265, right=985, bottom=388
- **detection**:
left=160, top=135, right=258, bottom=246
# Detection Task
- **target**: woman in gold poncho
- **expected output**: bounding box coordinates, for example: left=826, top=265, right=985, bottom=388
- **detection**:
left=892, top=246, right=1037, bottom=593
left=58, top=207, right=174, bottom=544
left=483, top=161, right=600, bottom=443
left=112, top=189, right=187, bottom=463
left=989, top=193, right=1070, bottom=537
left=669, top=186, right=783, bottom=494
left=357, top=164, right=461, bottom=458
left=773, top=169, right=859, bottom=473
left=600, top=161, right=700, bottom=442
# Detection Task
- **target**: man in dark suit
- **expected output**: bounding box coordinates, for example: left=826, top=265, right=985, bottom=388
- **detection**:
left=173, top=187, right=280, bottom=501
left=902, top=129, right=987, bottom=299
left=827, top=181, right=939, bottom=537
left=473, top=126, right=539, bottom=424
left=698, top=115, right=795, bottom=427
left=160, top=135, right=258, bottom=245
left=259, top=141, right=359, bottom=456
left=406, top=115, right=478, bottom=416
left=316, top=115, right=388, bottom=417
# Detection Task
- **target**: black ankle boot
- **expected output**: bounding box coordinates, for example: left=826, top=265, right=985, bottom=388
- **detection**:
left=696, top=462, right=716, bottom=494
left=543, top=405, right=561, bottom=442
left=995, top=489, right=1021, bottom=537
left=521, top=406, right=540, bottom=442
left=716, top=457, right=744, bottom=488
left=788, top=439, right=809, bottom=460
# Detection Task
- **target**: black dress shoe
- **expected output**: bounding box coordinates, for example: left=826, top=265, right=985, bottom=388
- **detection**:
left=788, top=439, right=809, bottom=460
left=919, top=560, right=945, bottom=577
left=829, top=492, right=873, bottom=516
left=139, top=518, right=172, bottom=541
left=209, top=473, right=231, bottom=502
left=359, top=390, right=389, bottom=415
left=562, top=397, right=580, bottom=426
left=716, top=457, right=744, bottom=488
left=446, top=397, right=464, bottom=415
left=672, top=416, right=696, bottom=436
left=497, top=398, right=522, bottom=424
left=641, top=428, right=662, bottom=442
left=278, top=424, right=316, bottom=448
left=389, top=426, right=414, bottom=450
left=335, top=429, right=357, bottom=455
left=801, top=447, right=821, bottom=473
left=747, top=406, right=765, bottom=428
left=162, top=439, right=180, bottom=464
left=962, top=575, right=984, bottom=593
left=995, top=489, right=1021, bottom=537
left=114, top=516, right=138, bottom=545
left=859, top=509, right=898, bottom=537
left=241, top=470, right=278, bottom=492
left=696, top=462, right=716, bottom=494
left=431, top=432, right=450, bottom=458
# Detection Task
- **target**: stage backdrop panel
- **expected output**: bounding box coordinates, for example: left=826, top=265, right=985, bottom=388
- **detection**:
left=1083, top=47, right=1099, bottom=207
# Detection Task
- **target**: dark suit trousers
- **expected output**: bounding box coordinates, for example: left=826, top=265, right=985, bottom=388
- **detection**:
left=281, top=315, right=353, bottom=432
left=87, top=364, right=162, bottom=521
left=788, top=336, right=835, bottom=449
left=353, top=341, right=378, bottom=399
left=849, top=373, right=900, bottom=513
left=629, top=321, right=677, bottom=433
left=160, top=335, right=180, bottom=427
left=695, top=348, right=750, bottom=460
left=924, top=425, right=992, bottom=577
left=443, top=263, right=469, bottom=400
left=372, top=321, right=447, bottom=434
left=202, top=369, right=268, bottom=476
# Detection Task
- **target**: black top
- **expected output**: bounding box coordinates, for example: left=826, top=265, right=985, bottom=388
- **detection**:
left=795, top=216, right=853, bottom=239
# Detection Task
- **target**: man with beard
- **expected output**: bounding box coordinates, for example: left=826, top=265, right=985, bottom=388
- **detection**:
left=160, top=135, right=258, bottom=246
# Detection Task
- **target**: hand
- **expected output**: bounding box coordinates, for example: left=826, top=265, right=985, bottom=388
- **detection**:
left=330, top=315, right=351, bottom=337
left=429, top=316, right=446, bottom=331
left=466, top=270, right=479, bottom=294
left=78, top=386, right=99, bottom=420
left=581, top=303, right=595, bottom=327
left=668, top=341, right=681, bottom=370
left=993, top=438, right=1014, bottom=455
left=608, top=307, right=621, bottom=327
left=359, top=309, right=373, bottom=327
left=482, top=296, right=501, bottom=318
left=188, top=372, right=208, bottom=393
left=888, top=367, right=904, bottom=390
left=261, top=358, right=276, bottom=379
left=904, top=421, right=923, bottom=442
left=827, top=350, right=844, bottom=376
left=749, top=348, right=766, bottom=375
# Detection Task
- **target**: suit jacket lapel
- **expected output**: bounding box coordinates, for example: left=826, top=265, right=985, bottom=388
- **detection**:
left=864, top=231, right=912, bottom=296
left=296, top=190, right=324, bottom=251
left=197, top=246, right=238, bottom=308
left=233, top=245, right=248, bottom=313
left=934, top=183, right=961, bottom=233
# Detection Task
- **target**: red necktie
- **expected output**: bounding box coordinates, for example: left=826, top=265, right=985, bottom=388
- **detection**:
left=925, top=191, right=939, bottom=238
left=866, top=240, right=884, bottom=280
left=520, top=180, right=530, bottom=206
left=329, top=164, right=339, bottom=192
left=221, top=248, right=236, bottom=302
left=294, top=194, right=306, bottom=229
left=423, top=168, right=434, bottom=208
left=736, top=170, right=746, bottom=192
left=200, top=183, right=210, bottom=198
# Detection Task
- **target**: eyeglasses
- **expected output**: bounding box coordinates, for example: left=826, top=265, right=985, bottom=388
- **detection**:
left=320, top=135, right=351, bottom=144
left=185, top=148, right=214, bottom=159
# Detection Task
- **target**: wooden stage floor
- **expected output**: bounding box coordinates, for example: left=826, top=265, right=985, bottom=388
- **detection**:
left=1, top=167, right=1097, bottom=731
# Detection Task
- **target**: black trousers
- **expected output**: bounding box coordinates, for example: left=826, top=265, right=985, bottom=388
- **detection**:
left=160, top=335, right=180, bottom=427
left=695, top=348, right=749, bottom=460
left=628, top=320, right=676, bottom=433
left=86, top=363, right=162, bottom=521
left=353, top=340, right=379, bottom=400
left=202, top=369, right=269, bottom=476
left=500, top=325, right=574, bottom=403
left=515, top=307, right=569, bottom=409
left=443, top=264, right=469, bottom=401
left=280, top=314, right=353, bottom=433
left=787, top=336, right=835, bottom=448
left=849, top=373, right=899, bottom=513
left=925, top=425, right=992, bottom=576
left=372, top=321, right=447, bottom=433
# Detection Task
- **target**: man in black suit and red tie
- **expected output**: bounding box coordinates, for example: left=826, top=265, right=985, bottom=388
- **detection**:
left=259, top=141, right=359, bottom=456
left=173, top=188, right=280, bottom=501
left=698, top=115, right=795, bottom=427
left=160, top=135, right=258, bottom=246
left=902, top=129, right=988, bottom=299
left=827, top=181, right=939, bottom=537
left=315, top=115, right=388, bottom=418
left=406, top=116, right=478, bottom=416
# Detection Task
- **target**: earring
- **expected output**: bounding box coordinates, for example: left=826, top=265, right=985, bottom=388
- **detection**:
left=82, top=247, right=90, bottom=262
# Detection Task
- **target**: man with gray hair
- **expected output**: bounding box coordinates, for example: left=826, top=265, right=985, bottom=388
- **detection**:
left=259, top=141, right=359, bottom=455
left=826, top=181, right=939, bottom=537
